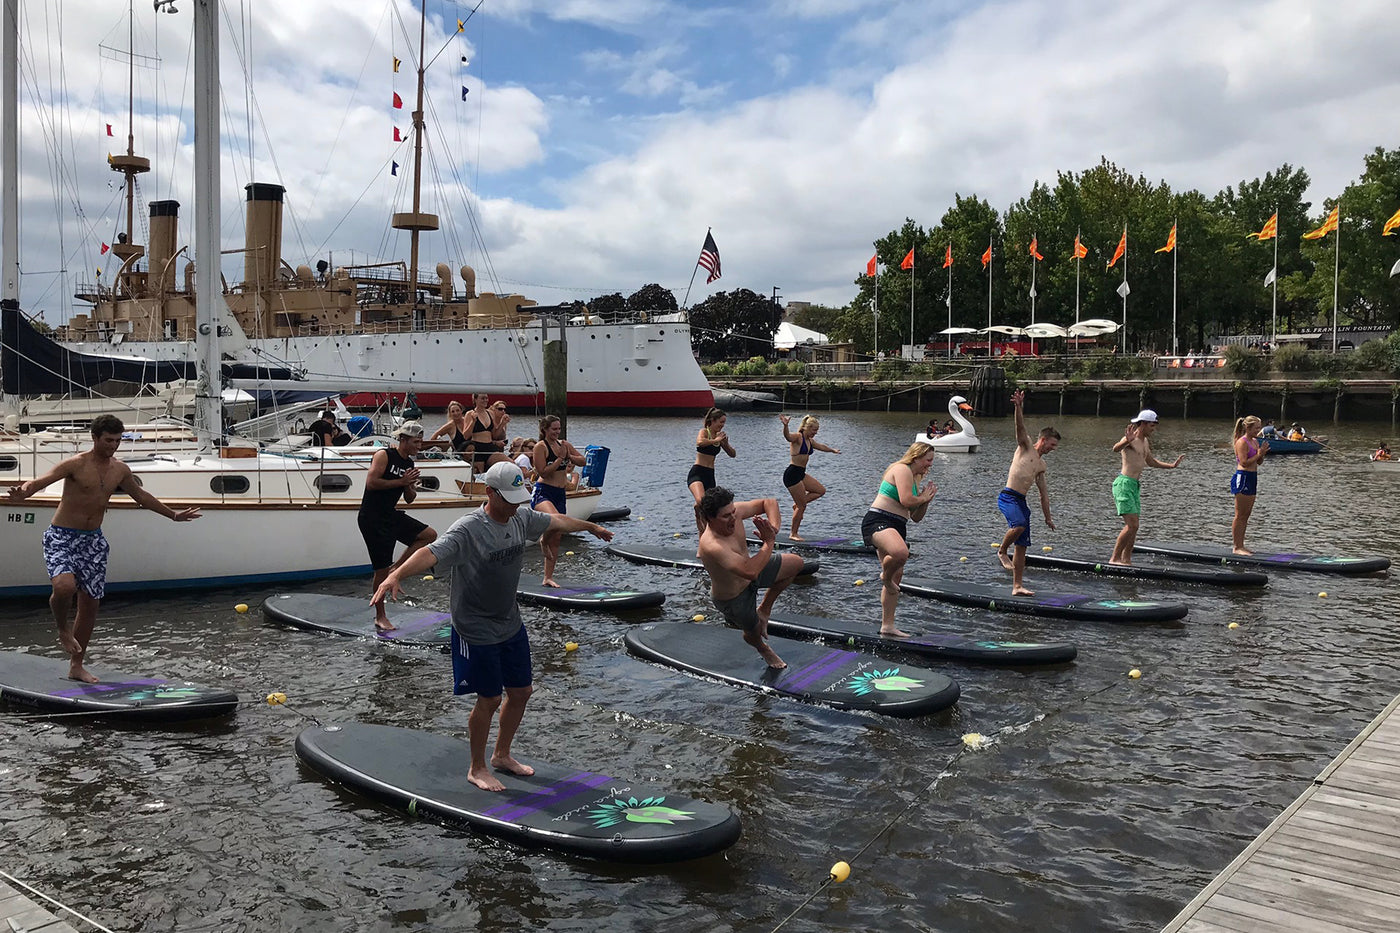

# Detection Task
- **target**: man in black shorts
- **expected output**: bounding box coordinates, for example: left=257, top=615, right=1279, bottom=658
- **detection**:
left=359, top=421, right=437, bottom=631
left=696, top=487, right=804, bottom=669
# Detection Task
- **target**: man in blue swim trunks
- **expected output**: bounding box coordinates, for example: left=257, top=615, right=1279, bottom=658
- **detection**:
left=5, top=414, right=201, bottom=683
left=370, top=461, right=613, bottom=792
left=996, top=390, right=1059, bottom=596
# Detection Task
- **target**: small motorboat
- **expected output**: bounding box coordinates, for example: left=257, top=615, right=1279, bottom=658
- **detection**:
left=914, top=396, right=980, bottom=453
left=1263, top=436, right=1325, bottom=454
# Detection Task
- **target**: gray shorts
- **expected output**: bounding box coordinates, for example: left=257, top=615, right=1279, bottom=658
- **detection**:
left=711, top=552, right=784, bottom=633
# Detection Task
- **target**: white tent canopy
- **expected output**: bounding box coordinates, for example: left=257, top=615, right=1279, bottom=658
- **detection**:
left=1068, top=319, right=1121, bottom=337
left=938, top=326, right=980, bottom=335
left=1024, top=323, right=1069, bottom=339
left=981, top=325, right=1027, bottom=336
left=774, top=321, right=830, bottom=350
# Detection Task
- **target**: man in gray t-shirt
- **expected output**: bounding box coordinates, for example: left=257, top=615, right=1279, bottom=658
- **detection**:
left=372, top=462, right=613, bottom=792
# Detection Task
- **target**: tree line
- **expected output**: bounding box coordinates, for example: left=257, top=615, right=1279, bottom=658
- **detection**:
left=792, top=147, right=1400, bottom=355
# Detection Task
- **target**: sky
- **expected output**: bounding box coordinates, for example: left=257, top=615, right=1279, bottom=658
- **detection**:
left=7, top=0, right=1400, bottom=323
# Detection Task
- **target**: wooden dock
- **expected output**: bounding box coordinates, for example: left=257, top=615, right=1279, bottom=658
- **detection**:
left=0, top=879, right=81, bottom=933
left=1163, top=694, right=1400, bottom=932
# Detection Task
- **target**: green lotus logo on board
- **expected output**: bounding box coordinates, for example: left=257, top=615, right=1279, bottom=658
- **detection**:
left=847, top=668, right=923, bottom=695
left=125, top=685, right=203, bottom=701
left=586, top=796, right=696, bottom=828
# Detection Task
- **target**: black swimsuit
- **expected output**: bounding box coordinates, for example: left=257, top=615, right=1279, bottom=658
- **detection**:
left=469, top=411, right=501, bottom=468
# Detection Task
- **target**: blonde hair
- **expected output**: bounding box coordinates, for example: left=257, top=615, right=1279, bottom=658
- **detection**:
left=446, top=400, right=464, bottom=415
left=1233, top=415, right=1261, bottom=440
left=701, top=407, right=726, bottom=437
left=799, top=415, right=820, bottom=435
left=898, top=441, right=935, bottom=466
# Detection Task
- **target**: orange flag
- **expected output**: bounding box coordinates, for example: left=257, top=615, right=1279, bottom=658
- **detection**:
left=1107, top=227, right=1127, bottom=269
left=1072, top=234, right=1087, bottom=259
left=1382, top=206, right=1400, bottom=237
left=900, top=248, right=914, bottom=270
left=1155, top=224, right=1176, bottom=254
left=1302, top=207, right=1339, bottom=240
left=1029, top=236, right=1044, bottom=261
left=980, top=244, right=992, bottom=267
left=866, top=254, right=878, bottom=277
left=1247, top=212, right=1278, bottom=240
left=943, top=245, right=953, bottom=268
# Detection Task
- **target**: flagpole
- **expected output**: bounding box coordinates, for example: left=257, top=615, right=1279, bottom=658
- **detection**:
left=1075, top=228, right=1081, bottom=327
left=1030, top=233, right=1037, bottom=357
left=1271, top=205, right=1278, bottom=346
left=1171, top=216, right=1178, bottom=357
left=946, top=256, right=953, bottom=361
left=908, top=249, right=915, bottom=360
left=680, top=226, right=708, bottom=311
left=1332, top=207, right=1341, bottom=354
left=1121, top=224, right=1128, bottom=354
left=873, top=263, right=879, bottom=359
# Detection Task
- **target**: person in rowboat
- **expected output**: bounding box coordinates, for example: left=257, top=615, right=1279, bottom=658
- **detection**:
left=1109, top=409, right=1184, bottom=566
left=371, top=462, right=613, bottom=792
left=5, top=414, right=201, bottom=683
left=1230, top=416, right=1268, bottom=555
left=862, top=442, right=938, bottom=638
left=778, top=414, right=840, bottom=541
left=996, top=390, right=1059, bottom=596
left=697, top=487, right=802, bottom=669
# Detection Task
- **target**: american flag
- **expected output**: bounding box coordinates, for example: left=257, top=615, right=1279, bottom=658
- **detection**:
left=697, top=232, right=721, bottom=283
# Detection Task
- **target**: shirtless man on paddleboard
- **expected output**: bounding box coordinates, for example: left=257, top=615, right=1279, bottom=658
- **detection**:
left=697, top=487, right=805, bottom=669
left=996, top=390, right=1059, bottom=596
left=1109, top=409, right=1184, bottom=566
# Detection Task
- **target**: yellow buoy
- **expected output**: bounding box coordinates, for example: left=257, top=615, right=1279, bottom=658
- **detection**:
left=234, top=603, right=249, bottom=613
left=566, top=551, right=575, bottom=556
left=959, top=556, right=968, bottom=562
left=692, top=614, right=706, bottom=622
left=266, top=692, right=287, bottom=706
left=829, top=861, right=851, bottom=883
left=423, top=574, right=434, bottom=581
left=962, top=733, right=987, bottom=749
left=1042, top=546, right=1053, bottom=552
left=673, top=533, right=681, bottom=538
left=1228, top=621, right=1239, bottom=630
left=1128, top=669, right=1142, bottom=679
left=564, top=642, right=578, bottom=652
left=990, top=543, right=1000, bottom=548
left=853, top=579, right=865, bottom=586
left=1318, top=591, right=1328, bottom=598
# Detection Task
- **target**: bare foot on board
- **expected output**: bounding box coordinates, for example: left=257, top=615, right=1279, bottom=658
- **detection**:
left=491, top=755, right=536, bottom=778
left=542, top=578, right=561, bottom=588
left=468, top=766, right=506, bottom=792
left=374, top=617, right=398, bottom=632
left=757, top=643, right=787, bottom=669
left=879, top=627, right=910, bottom=638
left=1012, top=586, right=1035, bottom=597
left=67, top=664, right=99, bottom=684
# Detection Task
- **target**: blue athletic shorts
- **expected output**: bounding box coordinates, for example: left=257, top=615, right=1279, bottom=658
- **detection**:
left=451, top=625, right=532, bottom=698
left=1230, top=470, right=1258, bottom=496
left=997, top=488, right=1031, bottom=548
left=42, top=525, right=110, bottom=599
left=530, top=482, right=567, bottom=512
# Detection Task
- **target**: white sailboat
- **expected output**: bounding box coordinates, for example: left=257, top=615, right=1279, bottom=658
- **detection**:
left=0, top=0, right=598, bottom=597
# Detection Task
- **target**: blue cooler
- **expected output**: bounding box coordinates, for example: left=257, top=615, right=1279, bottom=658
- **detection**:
left=345, top=415, right=374, bottom=439
left=581, top=445, right=610, bottom=488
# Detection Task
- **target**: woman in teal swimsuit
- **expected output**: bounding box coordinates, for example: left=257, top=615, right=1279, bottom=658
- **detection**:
left=779, top=414, right=840, bottom=541
left=861, top=442, right=937, bottom=637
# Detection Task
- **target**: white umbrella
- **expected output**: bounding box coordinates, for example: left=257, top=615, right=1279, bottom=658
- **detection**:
left=938, top=327, right=980, bottom=335
left=981, top=325, right=1027, bottom=336
left=1024, top=323, right=1069, bottom=339
left=1068, top=320, right=1120, bottom=337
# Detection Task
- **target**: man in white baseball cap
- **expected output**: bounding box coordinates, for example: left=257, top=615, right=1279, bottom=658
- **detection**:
left=1109, top=408, right=1183, bottom=565
left=360, top=421, right=435, bottom=631
left=371, top=460, right=613, bottom=792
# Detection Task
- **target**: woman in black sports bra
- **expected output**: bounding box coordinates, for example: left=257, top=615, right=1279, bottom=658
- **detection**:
left=532, top=415, right=586, bottom=587
left=466, top=393, right=503, bottom=471
left=688, top=407, right=735, bottom=534
left=779, top=414, right=840, bottom=541
left=429, top=400, right=471, bottom=453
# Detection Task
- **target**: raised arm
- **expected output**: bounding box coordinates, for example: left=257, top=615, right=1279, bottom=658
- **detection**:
left=779, top=414, right=796, bottom=443
left=734, top=496, right=781, bottom=528
left=1011, top=389, right=1031, bottom=448
left=1112, top=423, right=1139, bottom=452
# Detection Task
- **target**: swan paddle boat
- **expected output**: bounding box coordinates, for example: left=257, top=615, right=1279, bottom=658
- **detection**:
left=914, top=396, right=980, bottom=453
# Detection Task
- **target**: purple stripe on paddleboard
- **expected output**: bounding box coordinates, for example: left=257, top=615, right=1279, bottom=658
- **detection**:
left=780, top=649, right=858, bottom=692
left=482, top=771, right=616, bottom=822
left=53, top=677, right=166, bottom=698
left=381, top=611, right=452, bottom=639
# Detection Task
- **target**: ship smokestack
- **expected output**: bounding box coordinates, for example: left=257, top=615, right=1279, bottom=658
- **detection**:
left=244, top=182, right=286, bottom=291
left=147, top=200, right=180, bottom=295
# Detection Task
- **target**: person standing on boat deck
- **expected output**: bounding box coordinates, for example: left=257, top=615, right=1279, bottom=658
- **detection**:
left=371, top=462, right=613, bottom=792
left=359, top=421, right=437, bottom=632
left=429, top=400, right=472, bottom=453
left=996, top=390, right=1059, bottom=596
left=778, top=414, right=840, bottom=541
left=862, top=442, right=938, bottom=638
left=688, top=407, right=736, bottom=536
left=309, top=410, right=350, bottom=447
left=1109, top=409, right=1184, bottom=566
left=5, top=414, right=201, bottom=684
left=697, top=487, right=801, bottom=669
left=490, top=401, right=513, bottom=463
left=466, top=393, right=503, bottom=472
left=1230, top=415, right=1268, bottom=556
left=531, top=415, right=587, bottom=587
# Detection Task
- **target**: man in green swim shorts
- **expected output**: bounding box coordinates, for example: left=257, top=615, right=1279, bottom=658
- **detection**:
left=1109, top=409, right=1184, bottom=565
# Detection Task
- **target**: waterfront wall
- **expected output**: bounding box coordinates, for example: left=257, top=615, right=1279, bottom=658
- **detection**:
left=709, top=375, right=1400, bottom=424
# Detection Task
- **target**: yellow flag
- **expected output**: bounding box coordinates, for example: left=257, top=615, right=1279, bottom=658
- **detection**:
left=1383, top=206, right=1400, bottom=237
left=1302, top=207, right=1339, bottom=240
left=457, top=19, right=465, bottom=32
left=1155, top=224, right=1177, bottom=254
left=393, top=57, right=401, bottom=73
left=1246, top=212, right=1277, bottom=240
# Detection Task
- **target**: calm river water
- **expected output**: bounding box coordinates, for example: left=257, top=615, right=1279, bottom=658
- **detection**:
left=2, top=407, right=1398, bottom=932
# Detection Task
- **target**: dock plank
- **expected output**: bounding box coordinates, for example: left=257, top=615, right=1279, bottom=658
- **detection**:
left=1163, top=693, right=1400, bottom=933
left=0, top=880, right=81, bottom=933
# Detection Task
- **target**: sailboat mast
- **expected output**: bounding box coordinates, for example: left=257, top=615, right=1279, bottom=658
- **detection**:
left=3, top=0, right=19, bottom=303
left=125, top=1, right=136, bottom=243
left=392, top=0, right=440, bottom=316
left=193, top=0, right=223, bottom=445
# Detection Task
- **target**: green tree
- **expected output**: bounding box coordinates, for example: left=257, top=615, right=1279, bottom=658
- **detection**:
left=586, top=292, right=626, bottom=316
left=626, top=283, right=678, bottom=314
left=689, top=288, right=781, bottom=362
left=1214, top=163, right=1313, bottom=335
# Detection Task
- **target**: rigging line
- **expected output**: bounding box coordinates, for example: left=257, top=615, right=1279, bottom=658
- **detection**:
left=308, top=146, right=409, bottom=258
left=424, top=0, right=485, bottom=73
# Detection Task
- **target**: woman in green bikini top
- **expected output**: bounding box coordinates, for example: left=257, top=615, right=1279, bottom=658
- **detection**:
left=862, top=442, right=938, bottom=638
